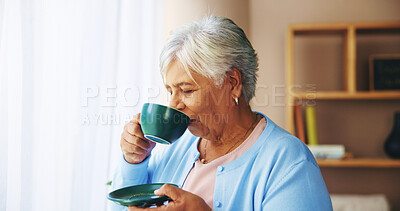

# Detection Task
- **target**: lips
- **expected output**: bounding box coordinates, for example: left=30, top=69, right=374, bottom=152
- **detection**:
left=190, top=119, right=200, bottom=123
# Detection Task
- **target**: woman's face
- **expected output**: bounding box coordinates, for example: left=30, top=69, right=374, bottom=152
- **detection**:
left=165, top=61, right=233, bottom=139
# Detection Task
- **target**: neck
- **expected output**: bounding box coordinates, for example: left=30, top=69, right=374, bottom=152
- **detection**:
left=219, top=103, right=256, bottom=144
left=200, top=103, right=259, bottom=163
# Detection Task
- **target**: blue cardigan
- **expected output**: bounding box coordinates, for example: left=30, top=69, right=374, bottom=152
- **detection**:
left=110, top=113, right=333, bottom=211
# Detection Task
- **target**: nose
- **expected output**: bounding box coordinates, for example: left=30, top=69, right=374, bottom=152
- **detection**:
left=168, top=93, right=185, bottom=111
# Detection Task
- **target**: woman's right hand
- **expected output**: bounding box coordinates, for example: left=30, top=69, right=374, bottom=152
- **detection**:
left=120, top=113, right=156, bottom=164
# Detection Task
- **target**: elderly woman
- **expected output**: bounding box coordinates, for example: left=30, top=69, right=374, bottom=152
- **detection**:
left=111, top=16, right=332, bottom=211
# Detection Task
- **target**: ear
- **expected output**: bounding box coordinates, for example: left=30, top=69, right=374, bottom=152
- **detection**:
left=227, top=68, right=242, bottom=99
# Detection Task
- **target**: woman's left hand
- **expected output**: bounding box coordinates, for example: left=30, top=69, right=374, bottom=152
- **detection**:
left=127, top=184, right=211, bottom=211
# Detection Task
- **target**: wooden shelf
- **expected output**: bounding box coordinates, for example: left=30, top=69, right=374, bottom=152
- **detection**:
left=317, top=158, right=400, bottom=168
left=291, top=91, right=400, bottom=100
left=291, top=22, right=400, bottom=32
left=285, top=21, right=400, bottom=133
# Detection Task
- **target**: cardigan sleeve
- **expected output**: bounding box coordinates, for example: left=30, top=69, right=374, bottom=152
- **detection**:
left=262, top=160, right=333, bottom=211
left=109, top=144, right=169, bottom=211
left=109, top=154, right=152, bottom=211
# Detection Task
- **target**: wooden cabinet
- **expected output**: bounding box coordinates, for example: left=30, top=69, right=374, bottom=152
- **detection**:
left=285, top=22, right=400, bottom=166
left=285, top=22, right=400, bottom=209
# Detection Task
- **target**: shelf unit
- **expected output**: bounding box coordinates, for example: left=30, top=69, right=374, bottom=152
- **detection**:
left=285, top=22, right=400, bottom=210
left=285, top=22, right=400, bottom=168
left=286, top=21, right=400, bottom=209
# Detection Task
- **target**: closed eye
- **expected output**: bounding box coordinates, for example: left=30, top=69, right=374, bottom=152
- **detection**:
left=182, top=90, right=194, bottom=94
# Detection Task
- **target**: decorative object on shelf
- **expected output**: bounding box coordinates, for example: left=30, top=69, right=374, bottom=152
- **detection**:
left=305, top=105, right=318, bottom=145
left=369, top=54, right=400, bottom=90
left=330, top=194, right=390, bottom=211
left=307, top=144, right=345, bottom=159
left=384, top=111, right=400, bottom=159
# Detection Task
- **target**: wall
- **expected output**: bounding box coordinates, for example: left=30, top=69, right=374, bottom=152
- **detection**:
left=163, top=0, right=249, bottom=41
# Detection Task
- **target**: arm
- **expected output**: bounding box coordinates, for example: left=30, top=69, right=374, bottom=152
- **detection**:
left=262, top=160, right=333, bottom=211
left=109, top=114, right=156, bottom=211
left=111, top=155, right=152, bottom=189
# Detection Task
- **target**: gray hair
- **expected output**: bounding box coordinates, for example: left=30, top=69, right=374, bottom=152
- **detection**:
left=160, top=15, right=258, bottom=103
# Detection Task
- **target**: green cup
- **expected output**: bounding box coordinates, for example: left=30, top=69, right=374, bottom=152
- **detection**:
left=140, top=103, right=190, bottom=144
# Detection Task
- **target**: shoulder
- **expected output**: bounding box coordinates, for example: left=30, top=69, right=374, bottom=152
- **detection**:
left=255, top=114, right=318, bottom=169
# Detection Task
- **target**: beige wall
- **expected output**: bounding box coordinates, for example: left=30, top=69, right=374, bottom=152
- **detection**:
left=163, top=0, right=249, bottom=41
left=163, top=0, right=400, bottom=127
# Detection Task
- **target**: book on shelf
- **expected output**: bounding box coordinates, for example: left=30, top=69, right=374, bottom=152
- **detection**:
left=294, top=104, right=306, bottom=144
left=305, top=105, right=319, bottom=145
left=307, top=144, right=346, bottom=159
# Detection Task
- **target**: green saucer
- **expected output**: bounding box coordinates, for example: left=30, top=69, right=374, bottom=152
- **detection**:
left=107, top=183, right=178, bottom=207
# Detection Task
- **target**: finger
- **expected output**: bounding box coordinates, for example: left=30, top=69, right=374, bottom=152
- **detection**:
left=121, top=131, right=151, bottom=150
left=120, top=138, right=148, bottom=155
left=125, top=123, right=145, bottom=139
left=123, top=151, right=149, bottom=164
left=134, top=137, right=155, bottom=151
left=154, top=184, right=182, bottom=201
left=130, top=113, right=141, bottom=124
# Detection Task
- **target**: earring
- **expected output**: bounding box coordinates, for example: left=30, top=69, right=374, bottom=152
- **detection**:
left=234, top=98, right=239, bottom=105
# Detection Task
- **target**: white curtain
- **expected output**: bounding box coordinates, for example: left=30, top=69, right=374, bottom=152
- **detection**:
left=0, top=0, right=164, bottom=210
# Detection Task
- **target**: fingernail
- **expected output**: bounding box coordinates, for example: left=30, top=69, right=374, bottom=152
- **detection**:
left=154, top=189, right=160, bottom=195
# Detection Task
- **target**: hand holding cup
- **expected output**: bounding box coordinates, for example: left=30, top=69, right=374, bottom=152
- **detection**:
left=120, top=114, right=156, bottom=164
left=120, top=103, right=190, bottom=164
